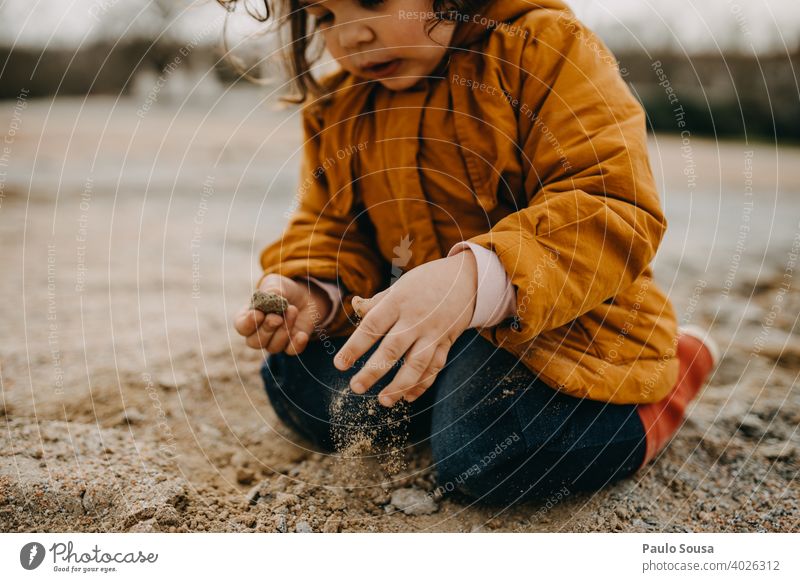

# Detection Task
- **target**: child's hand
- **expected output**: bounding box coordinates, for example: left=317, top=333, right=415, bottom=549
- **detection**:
left=333, top=252, right=477, bottom=407
left=233, top=274, right=332, bottom=355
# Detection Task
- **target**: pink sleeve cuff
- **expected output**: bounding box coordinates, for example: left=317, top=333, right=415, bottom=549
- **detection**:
left=448, top=242, right=517, bottom=329
left=296, top=277, right=342, bottom=330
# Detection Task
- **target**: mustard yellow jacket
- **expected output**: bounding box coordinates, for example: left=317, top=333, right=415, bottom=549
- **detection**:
left=259, top=0, right=679, bottom=404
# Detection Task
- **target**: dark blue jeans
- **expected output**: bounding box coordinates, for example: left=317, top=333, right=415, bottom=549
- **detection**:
left=261, top=328, right=647, bottom=505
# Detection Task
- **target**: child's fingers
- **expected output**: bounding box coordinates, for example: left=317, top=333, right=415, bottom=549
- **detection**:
left=283, top=307, right=316, bottom=356
left=284, top=331, right=309, bottom=356
left=351, top=288, right=388, bottom=318
left=285, top=304, right=298, bottom=328
left=234, top=308, right=267, bottom=337
left=245, top=313, right=284, bottom=350
left=245, top=331, right=271, bottom=350
left=334, top=305, right=398, bottom=371
left=404, top=343, right=450, bottom=403
left=402, top=385, right=428, bottom=403
left=376, top=337, right=438, bottom=407
left=264, top=334, right=289, bottom=354
left=348, top=328, right=415, bottom=396
left=263, top=305, right=298, bottom=353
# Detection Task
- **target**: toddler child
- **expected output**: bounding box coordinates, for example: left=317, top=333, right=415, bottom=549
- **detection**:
left=232, top=0, right=718, bottom=504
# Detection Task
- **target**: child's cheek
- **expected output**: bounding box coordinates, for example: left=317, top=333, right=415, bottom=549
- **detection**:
left=322, top=33, right=344, bottom=63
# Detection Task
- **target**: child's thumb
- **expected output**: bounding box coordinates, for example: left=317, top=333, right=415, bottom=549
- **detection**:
left=258, top=279, right=300, bottom=308
left=352, top=289, right=388, bottom=318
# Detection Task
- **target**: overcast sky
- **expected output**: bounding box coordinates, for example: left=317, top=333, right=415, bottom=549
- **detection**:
left=1, top=0, right=798, bottom=54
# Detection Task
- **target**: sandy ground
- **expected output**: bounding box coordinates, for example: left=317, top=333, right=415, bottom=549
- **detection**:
left=1, top=90, right=798, bottom=532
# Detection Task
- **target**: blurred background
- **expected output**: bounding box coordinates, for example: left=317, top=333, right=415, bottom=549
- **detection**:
left=1, top=0, right=799, bottom=136
left=1, top=1, right=798, bottom=533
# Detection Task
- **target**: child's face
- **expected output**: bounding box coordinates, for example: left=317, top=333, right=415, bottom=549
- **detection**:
left=301, top=0, right=455, bottom=91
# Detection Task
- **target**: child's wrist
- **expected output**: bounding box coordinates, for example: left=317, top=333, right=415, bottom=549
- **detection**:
left=307, top=283, right=334, bottom=325
left=460, top=249, right=478, bottom=293
left=447, top=251, right=478, bottom=328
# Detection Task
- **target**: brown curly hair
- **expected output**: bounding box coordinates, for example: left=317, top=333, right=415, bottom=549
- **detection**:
left=216, top=0, right=491, bottom=103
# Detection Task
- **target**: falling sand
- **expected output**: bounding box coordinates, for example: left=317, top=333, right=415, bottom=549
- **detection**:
left=328, top=379, right=412, bottom=479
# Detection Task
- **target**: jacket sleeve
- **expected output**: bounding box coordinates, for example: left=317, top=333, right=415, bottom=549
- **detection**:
left=467, top=11, right=667, bottom=346
left=257, top=105, right=386, bottom=337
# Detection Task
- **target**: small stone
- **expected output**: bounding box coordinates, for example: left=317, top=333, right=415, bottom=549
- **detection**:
left=274, top=492, right=300, bottom=506
left=230, top=450, right=249, bottom=467
left=157, top=371, right=190, bottom=390
left=238, top=514, right=257, bottom=528
left=81, top=484, right=115, bottom=515
left=328, top=495, right=346, bottom=511
left=276, top=515, right=288, bottom=533
left=371, top=489, right=391, bottom=505
left=160, top=482, right=188, bottom=508
left=246, top=484, right=262, bottom=505
left=389, top=487, right=438, bottom=516
left=322, top=515, right=341, bottom=533
left=250, top=291, right=289, bottom=315
left=155, top=505, right=181, bottom=527
left=759, top=442, right=797, bottom=460
left=614, top=507, right=631, bottom=520
left=236, top=467, right=256, bottom=485
left=756, top=334, right=800, bottom=366
left=295, top=520, right=313, bottom=533
left=738, top=414, right=767, bottom=438
left=128, top=518, right=159, bottom=532
left=122, top=408, right=146, bottom=426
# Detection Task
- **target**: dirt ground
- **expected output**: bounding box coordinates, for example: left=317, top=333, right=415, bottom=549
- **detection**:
left=1, top=90, right=798, bottom=532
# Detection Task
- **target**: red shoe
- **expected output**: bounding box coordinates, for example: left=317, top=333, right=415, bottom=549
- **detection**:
left=636, top=326, right=719, bottom=469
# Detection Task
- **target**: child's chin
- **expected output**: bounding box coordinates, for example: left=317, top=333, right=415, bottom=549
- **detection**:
left=377, top=76, right=425, bottom=92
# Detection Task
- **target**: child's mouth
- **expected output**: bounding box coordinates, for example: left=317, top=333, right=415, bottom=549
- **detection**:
left=360, top=59, right=402, bottom=78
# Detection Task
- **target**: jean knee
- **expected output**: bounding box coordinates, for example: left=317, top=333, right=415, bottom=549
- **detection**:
left=432, top=395, right=579, bottom=503
left=430, top=422, right=524, bottom=501
left=430, top=434, right=476, bottom=498
left=433, top=441, right=560, bottom=504
left=432, top=448, right=521, bottom=503
left=259, top=347, right=336, bottom=450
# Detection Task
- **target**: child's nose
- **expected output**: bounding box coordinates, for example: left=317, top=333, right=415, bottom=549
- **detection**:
left=337, top=21, right=374, bottom=50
